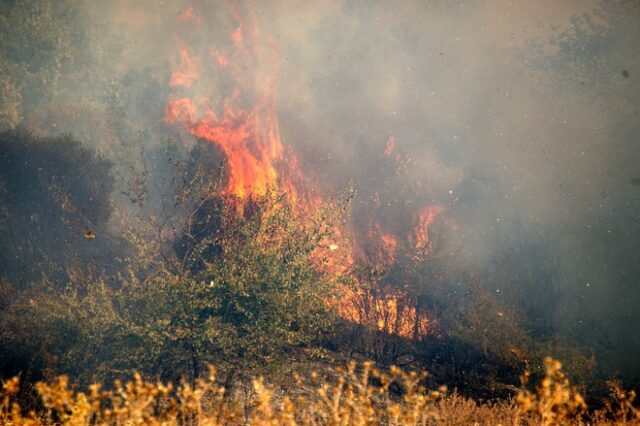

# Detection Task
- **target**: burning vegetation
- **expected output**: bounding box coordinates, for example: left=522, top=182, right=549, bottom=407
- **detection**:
left=1, top=0, right=640, bottom=424
left=161, top=11, right=451, bottom=345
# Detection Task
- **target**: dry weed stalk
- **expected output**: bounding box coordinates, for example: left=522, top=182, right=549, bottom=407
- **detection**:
left=2, top=359, right=639, bottom=425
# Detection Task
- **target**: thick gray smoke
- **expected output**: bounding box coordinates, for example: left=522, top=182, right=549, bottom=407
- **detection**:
left=19, top=0, right=640, bottom=379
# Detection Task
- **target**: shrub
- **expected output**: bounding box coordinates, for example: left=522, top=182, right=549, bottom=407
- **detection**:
left=1, top=358, right=637, bottom=425
left=20, top=190, right=341, bottom=384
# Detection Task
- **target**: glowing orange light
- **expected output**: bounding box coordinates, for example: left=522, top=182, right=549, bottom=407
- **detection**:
left=413, top=205, right=446, bottom=259
left=384, top=135, right=396, bottom=157
left=170, top=42, right=198, bottom=88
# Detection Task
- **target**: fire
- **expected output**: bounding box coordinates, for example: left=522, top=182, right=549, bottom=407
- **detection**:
left=413, top=205, right=446, bottom=260
left=360, top=220, right=398, bottom=266
left=380, top=233, right=398, bottom=262
left=164, top=7, right=451, bottom=342
left=339, top=286, right=431, bottom=340
left=166, top=94, right=282, bottom=199
left=177, top=6, right=201, bottom=26
left=169, top=42, right=198, bottom=88
left=165, top=16, right=295, bottom=202
left=339, top=201, right=447, bottom=340
left=384, top=135, right=396, bottom=157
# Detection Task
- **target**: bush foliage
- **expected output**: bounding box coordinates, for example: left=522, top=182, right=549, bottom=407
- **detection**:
left=3, top=190, right=340, bottom=384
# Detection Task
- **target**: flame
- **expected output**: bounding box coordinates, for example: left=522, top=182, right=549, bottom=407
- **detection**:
left=165, top=8, right=344, bottom=281
left=384, top=135, right=396, bottom=157
left=359, top=220, right=398, bottom=267
left=231, top=26, right=244, bottom=47
left=413, top=205, right=446, bottom=259
left=164, top=7, right=449, bottom=342
left=170, top=42, right=198, bottom=88
left=165, top=17, right=295, bottom=202
left=166, top=94, right=282, bottom=199
left=380, top=233, right=398, bottom=262
left=339, top=286, right=431, bottom=340
left=178, top=6, right=202, bottom=26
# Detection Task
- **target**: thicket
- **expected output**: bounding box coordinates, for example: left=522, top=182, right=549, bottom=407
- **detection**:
left=0, top=129, right=596, bottom=400
left=0, top=129, right=344, bottom=388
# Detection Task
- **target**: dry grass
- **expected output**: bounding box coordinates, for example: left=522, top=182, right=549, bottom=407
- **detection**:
left=1, top=359, right=639, bottom=425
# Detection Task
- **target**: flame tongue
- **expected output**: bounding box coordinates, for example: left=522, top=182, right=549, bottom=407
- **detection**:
left=165, top=21, right=290, bottom=201
left=169, top=42, right=198, bottom=88
left=166, top=95, right=282, bottom=199
left=413, top=204, right=446, bottom=259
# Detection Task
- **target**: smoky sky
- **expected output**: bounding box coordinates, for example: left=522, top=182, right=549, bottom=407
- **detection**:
left=23, top=0, right=640, bottom=378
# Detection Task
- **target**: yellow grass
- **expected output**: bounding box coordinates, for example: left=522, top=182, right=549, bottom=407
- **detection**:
left=1, top=358, right=638, bottom=425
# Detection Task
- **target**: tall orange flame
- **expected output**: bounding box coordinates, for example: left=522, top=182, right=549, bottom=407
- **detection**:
left=165, top=92, right=283, bottom=199
left=165, top=20, right=293, bottom=202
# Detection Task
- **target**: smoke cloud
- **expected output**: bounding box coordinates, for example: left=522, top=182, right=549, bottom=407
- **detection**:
left=20, top=0, right=640, bottom=379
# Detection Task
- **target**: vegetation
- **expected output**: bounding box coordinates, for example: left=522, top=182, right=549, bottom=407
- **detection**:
left=0, top=129, right=598, bottom=406
left=2, top=358, right=640, bottom=425
left=1, top=192, right=341, bottom=384
left=1, top=2, right=638, bottom=424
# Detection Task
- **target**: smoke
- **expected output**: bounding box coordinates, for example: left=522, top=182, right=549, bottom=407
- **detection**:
left=18, top=0, right=640, bottom=379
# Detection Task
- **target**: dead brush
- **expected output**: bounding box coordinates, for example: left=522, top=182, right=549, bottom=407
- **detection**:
left=589, top=381, right=640, bottom=425
left=2, top=358, right=640, bottom=425
left=514, top=357, right=587, bottom=425
left=0, top=362, right=444, bottom=425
